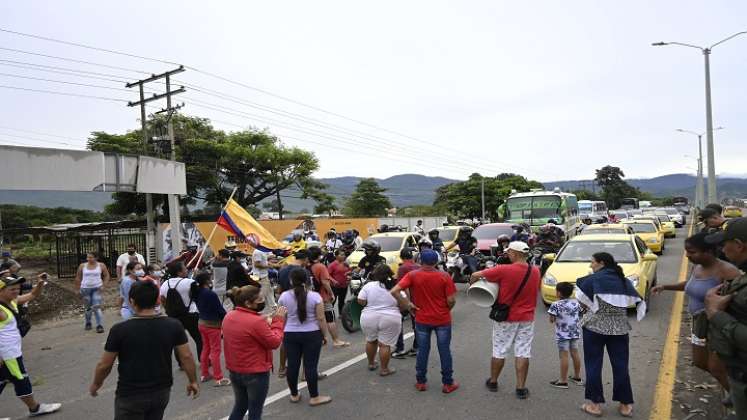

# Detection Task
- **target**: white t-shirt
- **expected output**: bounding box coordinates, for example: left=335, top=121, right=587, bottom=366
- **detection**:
left=252, top=249, right=269, bottom=278
left=325, top=239, right=343, bottom=251
left=116, top=252, right=145, bottom=274
left=358, top=281, right=400, bottom=317
left=80, top=263, right=104, bottom=288
left=159, top=277, right=198, bottom=313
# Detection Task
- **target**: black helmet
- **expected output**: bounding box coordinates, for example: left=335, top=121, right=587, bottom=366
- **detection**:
left=418, top=237, right=433, bottom=249
left=497, top=234, right=510, bottom=244
left=399, top=247, right=415, bottom=260
left=428, top=229, right=440, bottom=239
left=457, top=226, right=472, bottom=237
left=362, top=239, right=381, bottom=254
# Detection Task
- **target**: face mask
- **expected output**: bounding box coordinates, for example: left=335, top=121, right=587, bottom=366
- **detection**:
left=134, top=270, right=145, bottom=277
left=254, top=301, right=266, bottom=312
left=152, top=271, right=163, bottom=278
left=128, top=251, right=135, bottom=255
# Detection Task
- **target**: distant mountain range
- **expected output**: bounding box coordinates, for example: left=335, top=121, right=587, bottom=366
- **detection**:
left=2, top=173, right=747, bottom=213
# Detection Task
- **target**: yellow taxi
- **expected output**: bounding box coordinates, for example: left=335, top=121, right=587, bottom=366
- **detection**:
left=578, top=223, right=634, bottom=236
left=621, top=219, right=664, bottom=254
left=724, top=206, right=743, bottom=218
left=541, top=234, right=658, bottom=306
left=653, top=215, right=676, bottom=238
left=436, top=226, right=471, bottom=250
left=347, top=232, right=422, bottom=273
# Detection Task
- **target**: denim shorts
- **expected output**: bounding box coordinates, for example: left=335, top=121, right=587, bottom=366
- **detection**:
left=557, top=338, right=579, bottom=352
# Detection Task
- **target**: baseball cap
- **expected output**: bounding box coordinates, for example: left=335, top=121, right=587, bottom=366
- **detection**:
left=705, top=217, right=747, bottom=244
left=420, top=249, right=439, bottom=265
left=507, top=241, right=530, bottom=253
left=0, top=276, right=25, bottom=290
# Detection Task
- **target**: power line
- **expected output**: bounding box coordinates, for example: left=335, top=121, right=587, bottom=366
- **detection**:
left=0, top=61, right=131, bottom=84
left=0, top=72, right=134, bottom=92
left=0, top=46, right=150, bottom=75
left=0, top=59, right=132, bottom=82
left=0, top=84, right=128, bottom=102
left=0, top=131, right=86, bottom=148
left=0, top=126, right=87, bottom=142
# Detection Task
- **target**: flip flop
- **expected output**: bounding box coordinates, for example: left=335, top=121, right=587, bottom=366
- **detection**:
left=368, top=363, right=379, bottom=371
left=580, top=404, right=603, bottom=418
left=333, top=341, right=351, bottom=348
left=309, top=396, right=332, bottom=407
left=214, top=378, right=231, bottom=387
left=379, top=368, right=397, bottom=377
left=619, top=407, right=634, bottom=418
left=289, top=395, right=302, bottom=403
left=278, top=370, right=286, bottom=378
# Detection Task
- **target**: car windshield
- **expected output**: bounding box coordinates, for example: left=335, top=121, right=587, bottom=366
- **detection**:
left=557, top=241, right=637, bottom=263
left=579, top=228, right=625, bottom=235
left=506, top=196, right=562, bottom=221
left=657, top=215, right=670, bottom=222
left=625, top=223, right=656, bottom=233
left=579, top=203, right=592, bottom=212
left=368, top=237, right=404, bottom=252
left=473, top=225, right=514, bottom=240
left=438, top=228, right=459, bottom=241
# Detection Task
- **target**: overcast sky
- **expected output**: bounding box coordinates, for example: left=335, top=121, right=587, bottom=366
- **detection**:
left=1, top=1, right=746, bottom=182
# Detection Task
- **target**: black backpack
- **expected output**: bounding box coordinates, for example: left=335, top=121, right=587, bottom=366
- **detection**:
left=164, top=278, right=190, bottom=318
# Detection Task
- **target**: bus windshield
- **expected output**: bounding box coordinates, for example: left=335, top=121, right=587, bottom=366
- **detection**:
left=505, top=195, right=563, bottom=224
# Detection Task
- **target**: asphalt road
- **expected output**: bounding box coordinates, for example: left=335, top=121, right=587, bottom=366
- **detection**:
left=2, top=227, right=687, bottom=420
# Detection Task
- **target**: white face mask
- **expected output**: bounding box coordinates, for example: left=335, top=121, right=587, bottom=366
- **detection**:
left=152, top=270, right=163, bottom=278
left=134, top=270, right=145, bottom=277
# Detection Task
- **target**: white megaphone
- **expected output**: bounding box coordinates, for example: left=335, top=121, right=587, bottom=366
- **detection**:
left=467, top=278, right=499, bottom=308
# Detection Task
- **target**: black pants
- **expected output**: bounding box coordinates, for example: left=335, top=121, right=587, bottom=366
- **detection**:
left=114, top=388, right=170, bottom=420
left=395, top=314, right=418, bottom=353
left=173, top=312, right=202, bottom=366
left=284, top=331, right=323, bottom=398
left=583, top=328, right=633, bottom=404
left=332, top=286, right=348, bottom=316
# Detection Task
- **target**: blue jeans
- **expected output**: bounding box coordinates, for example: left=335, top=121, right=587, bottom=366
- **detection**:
left=228, top=371, right=270, bottom=420
left=80, top=287, right=103, bottom=327
left=415, top=322, right=454, bottom=385
left=461, top=254, right=478, bottom=273
left=583, top=328, right=633, bottom=404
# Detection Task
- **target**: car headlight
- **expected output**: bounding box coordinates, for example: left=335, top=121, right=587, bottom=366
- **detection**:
left=647, top=238, right=658, bottom=243
left=543, top=273, right=557, bottom=286
left=626, top=274, right=639, bottom=287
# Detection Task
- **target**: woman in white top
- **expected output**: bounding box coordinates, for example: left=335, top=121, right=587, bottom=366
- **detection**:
left=74, top=252, right=110, bottom=333
left=358, top=264, right=403, bottom=376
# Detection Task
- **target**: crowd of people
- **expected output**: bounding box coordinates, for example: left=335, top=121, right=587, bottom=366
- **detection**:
left=1, top=208, right=746, bottom=419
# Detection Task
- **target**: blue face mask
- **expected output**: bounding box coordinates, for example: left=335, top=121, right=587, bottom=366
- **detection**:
left=152, top=271, right=164, bottom=278
left=134, top=270, right=145, bottom=277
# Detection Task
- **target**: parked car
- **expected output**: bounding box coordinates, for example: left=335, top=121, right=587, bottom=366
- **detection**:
left=578, top=223, right=634, bottom=235
left=724, top=206, right=743, bottom=218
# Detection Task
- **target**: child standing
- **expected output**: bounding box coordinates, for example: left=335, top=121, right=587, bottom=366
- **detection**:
left=547, top=282, right=583, bottom=388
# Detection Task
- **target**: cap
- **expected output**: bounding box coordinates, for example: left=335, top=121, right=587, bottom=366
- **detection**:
left=0, top=276, right=25, bottom=289
left=698, top=208, right=719, bottom=221
left=508, top=241, right=530, bottom=253
left=705, top=217, right=747, bottom=244
left=420, top=249, right=439, bottom=265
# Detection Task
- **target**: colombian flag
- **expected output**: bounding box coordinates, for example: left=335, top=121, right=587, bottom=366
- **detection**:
left=217, top=199, right=287, bottom=253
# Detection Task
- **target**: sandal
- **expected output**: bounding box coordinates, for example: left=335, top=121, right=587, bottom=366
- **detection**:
left=618, top=405, right=633, bottom=418
left=367, top=363, right=379, bottom=371
left=200, top=375, right=212, bottom=383
left=289, top=394, right=301, bottom=403
left=333, top=341, right=351, bottom=348
left=580, top=403, right=603, bottom=417
left=214, top=378, right=231, bottom=387
left=309, top=395, right=332, bottom=407
left=379, top=368, right=397, bottom=377
left=278, top=370, right=286, bottom=378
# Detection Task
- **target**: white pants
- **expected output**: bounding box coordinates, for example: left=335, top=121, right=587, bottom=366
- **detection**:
left=259, top=277, right=277, bottom=314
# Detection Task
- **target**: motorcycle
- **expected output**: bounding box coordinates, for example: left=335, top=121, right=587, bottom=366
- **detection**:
left=446, top=251, right=490, bottom=283
left=340, top=271, right=365, bottom=333
left=529, top=244, right=556, bottom=275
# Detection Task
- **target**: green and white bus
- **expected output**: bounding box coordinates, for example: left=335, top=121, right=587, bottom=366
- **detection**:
left=497, top=189, right=581, bottom=238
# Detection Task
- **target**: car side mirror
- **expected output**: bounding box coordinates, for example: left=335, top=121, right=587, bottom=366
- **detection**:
left=543, top=253, right=556, bottom=262
left=643, top=253, right=658, bottom=262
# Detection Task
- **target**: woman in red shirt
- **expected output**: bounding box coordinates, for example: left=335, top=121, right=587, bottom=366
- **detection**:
left=222, top=285, right=286, bottom=420
left=327, top=250, right=351, bottom=316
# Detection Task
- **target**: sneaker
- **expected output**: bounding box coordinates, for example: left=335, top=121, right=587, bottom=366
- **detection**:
left=442, top=382, right=460, bottom=394
left=516, top=388, right=530, bottom=399
left=485, top=379, right=498, bottom=392
left=96, top=325, right=104, bottom=334
left=391, top=350, right=407, bottom=359
left=415, top=382, right=428, bottom=392
left=29, top=403, right=61, bottom=416
left=406, top=348, right=418, bottom=357
left=84, top=323, right=92, bottom=331
left=549, top=380, right=568, bottom=389
left=569, top=376, right=584, bottom=386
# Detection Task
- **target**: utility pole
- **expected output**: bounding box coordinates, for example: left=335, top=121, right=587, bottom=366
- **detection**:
left=480, top=177, right=486, bottom=222
left=126, top=66, right=186, bottom=263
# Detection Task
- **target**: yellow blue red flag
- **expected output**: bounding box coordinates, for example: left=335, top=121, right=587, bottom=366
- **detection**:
left=217, top=199, right=287, bottom=253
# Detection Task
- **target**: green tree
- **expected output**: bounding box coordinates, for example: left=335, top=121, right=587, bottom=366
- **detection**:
left=594, top=166, right=639, bottom=210
left=571, top=190, right=601, bottom=201
left=0, top=205, right=110, bottom=229
left=311, top=192, right=338, bottom=217
left=262, top=200, right=281, bottom=212
left=345, top=178, right=391, bottom=217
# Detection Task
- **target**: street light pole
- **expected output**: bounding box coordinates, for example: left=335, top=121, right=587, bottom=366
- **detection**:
left=653, top=31, right=747, bottom=205
left=677, top=127, right=722, bottom=209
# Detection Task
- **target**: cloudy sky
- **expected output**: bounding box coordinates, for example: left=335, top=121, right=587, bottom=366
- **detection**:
left=1, top=1, right=746, bottom=182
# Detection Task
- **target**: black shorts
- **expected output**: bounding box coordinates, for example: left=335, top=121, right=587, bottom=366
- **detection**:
left=324, top=309, right=335, bottom=323
left=0, top=356, right=32, bottom=397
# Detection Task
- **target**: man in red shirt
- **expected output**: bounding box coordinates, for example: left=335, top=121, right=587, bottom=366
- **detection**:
left=393, top=247, right=420, bottom=359
left=391, top=249, right=458, bottom=393
left=470, top=241, right=540, bottom=400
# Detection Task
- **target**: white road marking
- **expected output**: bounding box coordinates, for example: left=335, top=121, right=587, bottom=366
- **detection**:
left=219, top=332, right=414, bottom=420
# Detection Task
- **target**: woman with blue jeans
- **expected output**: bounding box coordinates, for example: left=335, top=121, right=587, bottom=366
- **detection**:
left=75, top=252, right=110, bottom=333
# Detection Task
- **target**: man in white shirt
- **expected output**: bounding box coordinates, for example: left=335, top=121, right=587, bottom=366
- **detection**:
left=159, top=261, right=202, bottom=363
left=251, top=248, right=276, bottom=314
left=116, top=244, right=145, bottom=279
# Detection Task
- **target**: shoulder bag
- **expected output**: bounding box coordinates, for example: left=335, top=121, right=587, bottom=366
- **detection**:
left=489, top=264, right=532, bottom=323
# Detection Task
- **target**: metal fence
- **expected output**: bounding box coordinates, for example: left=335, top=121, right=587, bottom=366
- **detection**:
left=55, top=229, right=146, bottom=278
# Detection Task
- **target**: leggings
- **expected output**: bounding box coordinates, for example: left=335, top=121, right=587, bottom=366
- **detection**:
left=284, top=330, right=323, bottom=398
left=332, top=286, right=348, bottom=316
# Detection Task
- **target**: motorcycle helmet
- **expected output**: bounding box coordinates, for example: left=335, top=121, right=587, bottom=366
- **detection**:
left=457, top=226, right=472, bottom=238
left=399, top=247, right=415, bottom=260
left=417, top=237, right=433, bottom=250
left=292, top=232, right=303, bottom=242
left=342, top=230, right=355, bottom=244
left=428, top=229, right=440, bottom=241
left=361, top=239, right=381, bottom=255
left=497, top=234, right=510, bottom=245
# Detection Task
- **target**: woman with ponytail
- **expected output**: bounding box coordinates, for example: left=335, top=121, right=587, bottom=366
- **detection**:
left=575, top=252, right=642, bottom=418
left=277, top=269, right=332, bottom=406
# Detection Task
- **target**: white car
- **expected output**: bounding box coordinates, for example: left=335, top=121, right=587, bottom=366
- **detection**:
left=657, top=208, right=684, bottom=227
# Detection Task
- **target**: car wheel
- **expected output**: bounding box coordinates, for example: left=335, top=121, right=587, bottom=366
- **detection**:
left=340, top=301, right=360, bottom=333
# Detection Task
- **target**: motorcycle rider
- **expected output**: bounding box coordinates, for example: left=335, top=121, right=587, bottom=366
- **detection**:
left=447, top=226, right=478, bottom=274
left=494, top=234, right=512, bottom=264
left=428, top=229, right=445, bottom=254
left=289, top=232, right=306, bottom=253
left=415, top=237, right=442, bottom=265
left=511, top=225, right=530, bottom=243
left=356, top=239, right=386, bottom=278
left=414, top=220, right=425, bottom=235
left=536, top=224, right=562, bottom=252
left=577, top=215, right=593, bottom=233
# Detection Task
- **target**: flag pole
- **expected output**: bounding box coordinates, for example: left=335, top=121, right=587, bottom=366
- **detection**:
left=187, top=187, right=238, bottom=269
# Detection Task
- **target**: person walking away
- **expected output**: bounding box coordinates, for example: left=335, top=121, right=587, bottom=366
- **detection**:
left=393, top=247, right=420, bottom=359
left=308, top=246, right=350, bottom=348
left=143, top=263, right=164, bottom=314
left=0, top=274, right=61, bottom=416
left=194, top=271, right=229, bottom=386
left=116, top=244, right=145, bottom=279
left=211, top=249, right=230, bottom=307
left=75, top=252, right=110, bottom=333
left=704, top=217, right=747, bottom=419
left=547, top=282, right=583, bottom=388
left=651, top=232, right=737, bottom=393
left=390, top=249, right=459, bottom=393
left=275, top=250, right=311, bottom=377
left=327, top=250, right=351, bottom=316
left=277, top=269, right=331, bottom=406
left=119, top=262, right=143, bottom=320
left=358, top=264, right=402, bottom=376
left=469, top=241, right=540, bottom=399
left=223, top=285, right=286, bottom=420
left=252, top=248, right=277, bottom=314
left=90, top=281, right=199, bottom=419
left=575, top=252, right=644, bottom=417
left=160, top=262, right=203, bottom=366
